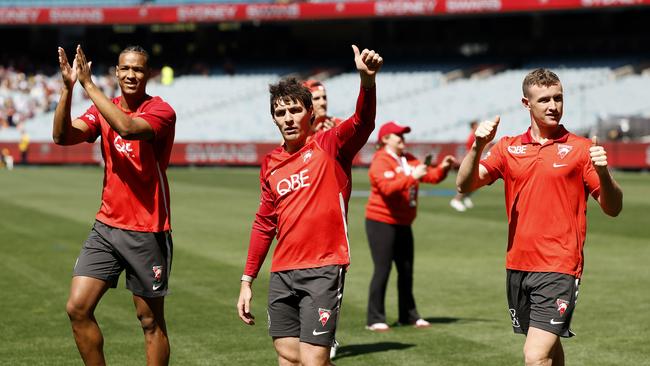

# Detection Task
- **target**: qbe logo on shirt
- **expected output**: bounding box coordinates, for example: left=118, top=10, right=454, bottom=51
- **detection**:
left=276, top=169, right=311, bottom=196
left=507, top=145, right=526, bottom=155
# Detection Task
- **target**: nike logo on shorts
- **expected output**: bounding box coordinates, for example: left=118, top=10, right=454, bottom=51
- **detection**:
left=313, top=330, right=329, bottom=336
left=550, top=319, right=564, bottom=325
left=153, top=283, right=163, bottom=291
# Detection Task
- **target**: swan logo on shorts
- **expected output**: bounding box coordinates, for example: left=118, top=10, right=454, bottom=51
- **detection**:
left=318, top=308, right=332, bottom=326
left=557, top=144, right=573, bottom=160
left=152, top=265, right=163, bottom=291
left=556, top=298, right=569, bottom=316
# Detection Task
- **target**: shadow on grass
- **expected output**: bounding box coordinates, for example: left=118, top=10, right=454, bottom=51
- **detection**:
left=334, top=342, right=415, bottom=360
left=389, top=316, right=493, bottom=327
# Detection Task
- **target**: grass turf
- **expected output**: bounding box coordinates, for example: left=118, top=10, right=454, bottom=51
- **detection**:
left=0, top=167, right=648, bottom=365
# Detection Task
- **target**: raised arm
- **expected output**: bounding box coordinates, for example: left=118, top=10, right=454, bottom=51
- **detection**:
left=52, top=47, right=93, bottom=145
left=456, top=116, right=500, bottom=193
left=75, top=45, right=154, bottom=141
left=334, top=45, right=384, bottom=158
left=590, top=136, right=623, bottom=216
left=353, top=44, right=383, bottom=89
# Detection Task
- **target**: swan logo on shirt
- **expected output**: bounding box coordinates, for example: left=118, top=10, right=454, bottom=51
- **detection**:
left=114, top=135, right=135, bottom=158
left=383, top=171, right=395, bottom=178
left=84, top=114, right=96, bottom=122
left=557, top=144, right=573, bottom=160
left=276, top=169, right=311, bottom=196
left=302, top=149, right=313, bottom=163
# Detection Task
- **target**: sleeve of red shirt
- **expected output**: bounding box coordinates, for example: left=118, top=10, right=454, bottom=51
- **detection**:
left=140, top=100, right=176, bottom=140
left=243, top=160, right=278, bottom=278
left=581, top=142, right=601, bottom=200
left=465, top=133, right=476, bottom=151
left=331, top=85, right=376, bottom=160
left=369, top=154, right=417, bottom=196
left=479, top=138, right=505, bottom=183
left=76, top=104, right=101, bottom=142
left=421, top=165, right=448, bottom=184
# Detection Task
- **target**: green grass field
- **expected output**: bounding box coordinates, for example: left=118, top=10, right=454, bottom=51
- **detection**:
left=0, top=167, right=648, bottom=365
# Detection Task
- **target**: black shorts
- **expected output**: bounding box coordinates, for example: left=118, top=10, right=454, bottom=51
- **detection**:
left=267, top=265, right=345, bottom=347
left=506, top=270, right=579, bottom=338
left=73, top=220, right=173, bottom=298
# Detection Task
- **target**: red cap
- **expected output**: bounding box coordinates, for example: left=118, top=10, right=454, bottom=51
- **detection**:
left=378, top=121, right=411, bottom=143
left=303, top=79, right=325, bottom=93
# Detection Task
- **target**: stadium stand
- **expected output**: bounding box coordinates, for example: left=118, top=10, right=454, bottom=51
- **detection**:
left=0, top=63, right=650, bottom=142
left=0, top=0, right=142, bottom=6
left=2, top=64, right=649, bottom=143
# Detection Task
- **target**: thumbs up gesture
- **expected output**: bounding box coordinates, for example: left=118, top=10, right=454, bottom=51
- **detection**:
left=589, top=136, right=608, bottom=171
left=352, top=44, right=383, bottom=88
left=352, top=44, right=383, bottom=77
left=475, top=115, right=500, bottom=149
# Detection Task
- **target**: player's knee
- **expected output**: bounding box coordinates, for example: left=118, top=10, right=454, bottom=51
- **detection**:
left=523, top=346, right=551, bottom=366
left=300, top=354, right=331, bottom=366
left=137, top=313, right=159, bottom=334
left=277, top=355, right=300, bottom=366
left=65, top=298, right=91, bottom=322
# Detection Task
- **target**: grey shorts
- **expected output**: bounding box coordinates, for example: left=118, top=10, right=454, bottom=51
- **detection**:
left=507, top=270, right=579, bottom=338
left=267, top=265, right=345, bottom=347
left=73, top=220, right=173, bottom=298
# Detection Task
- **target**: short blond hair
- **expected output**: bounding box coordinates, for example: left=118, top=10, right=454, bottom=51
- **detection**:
left=522, top=68, right=561, bottom=97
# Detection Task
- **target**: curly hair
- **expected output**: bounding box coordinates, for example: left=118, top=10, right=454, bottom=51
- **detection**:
left=522, top=68, right=561, bottom=97
left=269, top=78, right=313, bottom=116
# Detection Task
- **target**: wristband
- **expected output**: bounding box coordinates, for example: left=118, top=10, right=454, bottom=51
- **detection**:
left=241, top=275, right=254, bottom=283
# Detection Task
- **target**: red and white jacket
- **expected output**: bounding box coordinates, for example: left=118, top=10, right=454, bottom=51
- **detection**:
left=366, top=148, right=447, bottom=226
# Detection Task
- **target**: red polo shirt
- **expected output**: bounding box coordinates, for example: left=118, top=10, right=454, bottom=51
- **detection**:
left=480, top=125, right=600, bottom=278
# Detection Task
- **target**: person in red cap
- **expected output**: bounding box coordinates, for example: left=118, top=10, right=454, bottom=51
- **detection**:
left=364, top=121, right=456, bottom=332
left=457, top=68, right=622, bottom=366
left=303, top=79, right=343, bottom=133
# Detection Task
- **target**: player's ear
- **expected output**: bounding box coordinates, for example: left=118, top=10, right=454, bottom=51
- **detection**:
left=521, top=97, right=531, bottom=111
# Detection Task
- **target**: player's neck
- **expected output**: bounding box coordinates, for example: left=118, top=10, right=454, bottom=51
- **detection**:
left=284, top=139, right=306, bottom=154
left=530, top=123, right=560, bottom=144
left=119, top=93, right=147, bottom=113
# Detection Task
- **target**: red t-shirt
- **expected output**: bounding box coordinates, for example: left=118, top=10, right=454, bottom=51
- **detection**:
left=365, top=149, right=447, bottom=226
left=78, top=95, right=176, bottom=232
left=465, top=130, right=476, bottom=151
left=480, top=125, right=600, bottom=278
left=244, top=85, right=376, bottom=277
